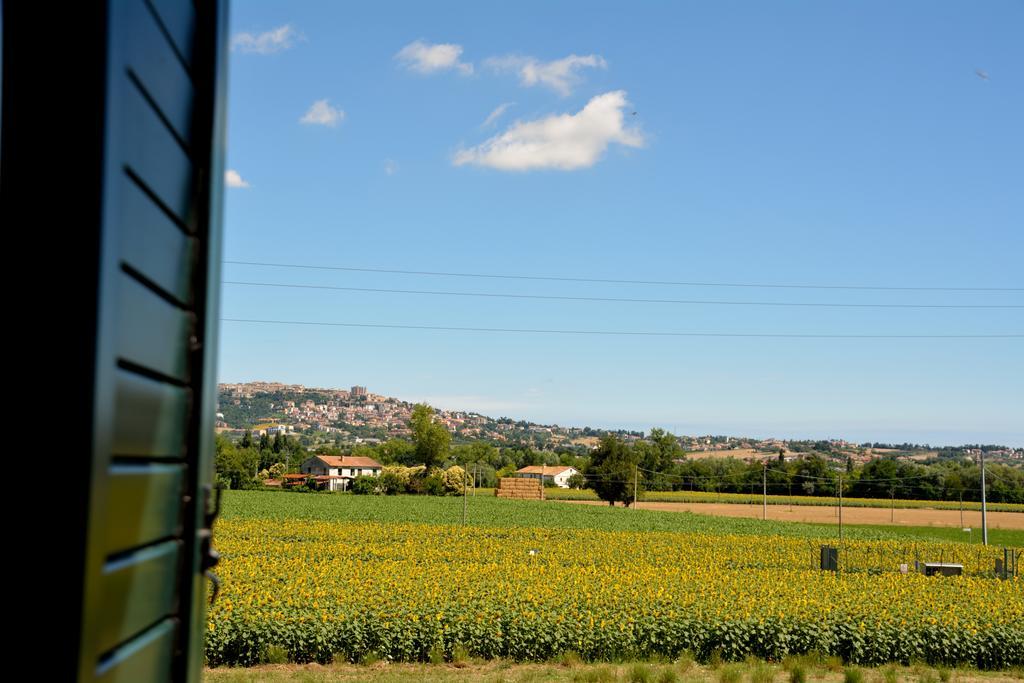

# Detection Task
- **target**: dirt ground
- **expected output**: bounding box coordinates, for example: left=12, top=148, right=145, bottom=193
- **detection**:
left=204, top=661, right=1024, bottom=682
left=562, top=500, right=1024, bottom=530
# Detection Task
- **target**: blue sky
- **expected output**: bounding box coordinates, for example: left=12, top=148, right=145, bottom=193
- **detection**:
left=219, top=1, right=1023, bottom=446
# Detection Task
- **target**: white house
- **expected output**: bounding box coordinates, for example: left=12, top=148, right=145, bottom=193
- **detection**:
left=299, top=455, right=383, bottom=492
left=515, top=465, right=580, bottom=488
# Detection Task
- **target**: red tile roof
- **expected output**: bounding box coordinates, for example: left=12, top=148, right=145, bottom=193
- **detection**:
left=516, top=465, right=577, bottom=476
left=313, top=455, right=383, bottom=469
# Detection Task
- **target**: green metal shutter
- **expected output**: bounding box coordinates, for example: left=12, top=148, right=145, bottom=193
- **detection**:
left=1, top=1, right=227, bottom=680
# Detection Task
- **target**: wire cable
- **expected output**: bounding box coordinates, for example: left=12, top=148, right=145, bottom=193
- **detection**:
left=224, top=260, right=1024, bottom=292
left=223, top=280, right=1024, bottom=310
left=221, top=318, right=1023, bottom=339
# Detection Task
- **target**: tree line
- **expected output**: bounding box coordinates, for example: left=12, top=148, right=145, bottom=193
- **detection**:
left=215, top=406, right=1024, bottom=504
left=579, top=434, right=1024, bottom=506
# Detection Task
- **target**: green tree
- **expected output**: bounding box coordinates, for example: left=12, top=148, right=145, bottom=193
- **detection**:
left=567, top=472, right=587, bottom=489
left=410, top=403, right=450, bottom=471
left=214, top=434, right=260, bottom=490
left=350, top=475, right=379, bottom=495
left=586, top=435, right=642, bottom=507
left=377, top=438, right=416, bottom=465
left=268, top=462, right=286, bottom=481
left=240, top=430, right=253, bottom=449
left=635, top=428, right=683, bottom=490
left=793, top=455, right=837, bottom=496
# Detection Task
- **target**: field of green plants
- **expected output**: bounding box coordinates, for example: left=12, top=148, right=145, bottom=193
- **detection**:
left=531, top=488, right=1024, bottom=513
left=222, top=491, right=1024, bottom=546
left=207, top=493, right=1023, bottom=670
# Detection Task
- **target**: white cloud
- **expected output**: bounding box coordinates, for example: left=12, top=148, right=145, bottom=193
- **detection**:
left=300, top=99, right=345, bottom=127
left=384, top=159, right=399, bottom=176
left=453, top=90, right=643, bottom=172
left=481, top=102, right=514, bottom=128
left=485, top=53, right=606, bottom=96
left=395, top=40, right=473, bottom=75
left=231, top=24, right=300, bottom=55
left=225, top=169, right=250, bottom=188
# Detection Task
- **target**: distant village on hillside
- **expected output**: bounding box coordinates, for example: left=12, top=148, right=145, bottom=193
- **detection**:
left=217, top=381, right=1024, bottom=466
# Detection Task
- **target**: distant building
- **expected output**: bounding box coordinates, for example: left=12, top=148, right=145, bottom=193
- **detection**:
left=515, top=465, right=579, bottom=488
left=300, top=455, right=383, bottom=491
left=351, top=385, right=368, bottom=397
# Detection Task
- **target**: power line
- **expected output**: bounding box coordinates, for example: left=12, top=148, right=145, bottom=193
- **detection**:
left=221, top=318, right=1023, bottom=339
left=638, top=464, right=940, bottom=485
left=222, top=281, right=1024, bottom=310
left=223, top=260, right=1024, bottom=293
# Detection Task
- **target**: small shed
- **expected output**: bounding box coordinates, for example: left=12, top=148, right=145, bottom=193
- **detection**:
left=921, top=562, right=963, bottom=577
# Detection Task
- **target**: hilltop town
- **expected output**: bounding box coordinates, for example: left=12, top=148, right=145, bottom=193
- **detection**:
left=217, top=381, right=1023, bottom=466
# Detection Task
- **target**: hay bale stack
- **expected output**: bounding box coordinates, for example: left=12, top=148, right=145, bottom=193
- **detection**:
left=495, top=477, right=545, bottom=500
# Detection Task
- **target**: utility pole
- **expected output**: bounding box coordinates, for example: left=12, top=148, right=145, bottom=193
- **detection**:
left=462, top=463, right=468, bottom=525
left=959, top=491, right=964, bottom=528
left=762, top=462, right=767, bottom=521
left=634, top=464, right=639, bottom=510
left=541, top=461, right=545, bottom=501
left=838, top=474, right=844, bottom=546
left=980, top=450, right=988, bottom=546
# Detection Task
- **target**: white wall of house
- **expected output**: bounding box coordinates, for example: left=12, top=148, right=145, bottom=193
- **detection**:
left=300, top=457, right=382, bottom=482
left=519, top=467, right=579, bottom=488
left=552, top=467, right=579, bottom=488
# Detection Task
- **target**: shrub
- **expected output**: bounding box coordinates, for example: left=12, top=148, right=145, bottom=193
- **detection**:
left=401, top=465, right=428, bottom=493
left=377, top=470, right=404, bottom=495
left=443, top=465, right=467, bottom=495
left=567, top=472, right=588, bottom=489
left=422, top=473, right=446, bottom=496
left=350, top=475, right=379, bottom=495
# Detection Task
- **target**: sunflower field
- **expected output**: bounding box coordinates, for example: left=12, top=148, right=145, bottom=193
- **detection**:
left=206, top=508, right=1023, bottom=669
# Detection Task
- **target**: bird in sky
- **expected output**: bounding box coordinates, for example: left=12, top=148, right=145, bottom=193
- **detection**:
left=975, top=68, right=990, bottom=81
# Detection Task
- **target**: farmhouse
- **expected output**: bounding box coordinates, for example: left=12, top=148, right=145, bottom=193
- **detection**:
left=299, top=455, right=383, bottom=491
left=515, top=465, right=579, bottom=488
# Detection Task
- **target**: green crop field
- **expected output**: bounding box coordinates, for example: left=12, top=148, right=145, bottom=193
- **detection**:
left=207, top=492, right=1023, bottom=671
left=519, top=488, right=1024, bottom=513
left=221, top=490, right=1024, bottom=546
